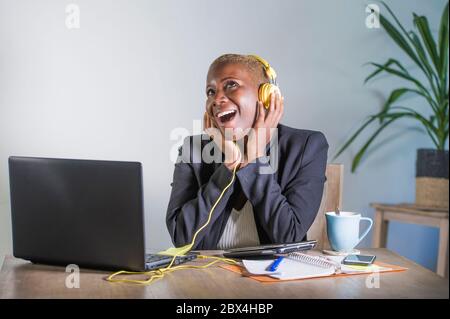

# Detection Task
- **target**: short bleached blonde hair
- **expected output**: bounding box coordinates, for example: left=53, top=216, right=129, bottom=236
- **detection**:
left=208, top=53, right=269, bottom=86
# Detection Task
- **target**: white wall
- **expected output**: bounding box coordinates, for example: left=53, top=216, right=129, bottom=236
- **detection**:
left=0, top=0, right=447, bottom=269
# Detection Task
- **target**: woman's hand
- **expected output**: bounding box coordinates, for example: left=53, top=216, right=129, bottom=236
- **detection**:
left=203, top=112, right=242, bottom=171
left=241, top=91, right=284, bottom=168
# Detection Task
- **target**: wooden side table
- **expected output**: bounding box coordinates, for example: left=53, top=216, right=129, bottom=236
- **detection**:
left=371, top=203, right=449, bottom=277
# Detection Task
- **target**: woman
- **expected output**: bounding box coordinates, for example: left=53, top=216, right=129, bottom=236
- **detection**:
left=166, top=54, right=329, bottom=250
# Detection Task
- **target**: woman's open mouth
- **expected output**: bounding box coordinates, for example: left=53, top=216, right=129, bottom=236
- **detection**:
left=216, top=109, right=237, bottom=125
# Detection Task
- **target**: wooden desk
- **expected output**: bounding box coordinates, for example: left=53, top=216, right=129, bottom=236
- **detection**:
left=371, top=203, right=449, bottom=277
left=0, top=249, right=448, bottom=299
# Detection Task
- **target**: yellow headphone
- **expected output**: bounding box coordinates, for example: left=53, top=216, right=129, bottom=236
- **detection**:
left=248, top=54, right=281, bottom=109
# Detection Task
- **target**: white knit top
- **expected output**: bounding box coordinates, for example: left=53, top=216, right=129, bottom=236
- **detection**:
left=217, top=200, right=260, bottom=249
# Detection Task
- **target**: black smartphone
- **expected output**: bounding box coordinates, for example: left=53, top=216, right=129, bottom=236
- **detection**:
left=342, top=254, right=376, bottom=266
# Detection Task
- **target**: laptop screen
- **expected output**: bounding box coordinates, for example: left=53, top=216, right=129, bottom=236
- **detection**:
left=9, top=156, right=146, bottom=271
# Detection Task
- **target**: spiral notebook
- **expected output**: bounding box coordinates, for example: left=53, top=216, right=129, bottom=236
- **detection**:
left=242, top=253, right=338, bottom=280
left=240, top=252, right=402, bottom=281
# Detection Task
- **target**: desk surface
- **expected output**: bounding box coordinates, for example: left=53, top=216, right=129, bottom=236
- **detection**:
left=0, top=248, right=448, bottom=299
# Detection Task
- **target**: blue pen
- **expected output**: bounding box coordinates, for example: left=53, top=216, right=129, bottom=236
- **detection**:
left=268, top=256, right=284, bottom=272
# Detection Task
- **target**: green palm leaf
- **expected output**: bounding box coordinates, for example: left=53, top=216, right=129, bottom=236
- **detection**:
left=351, top=115, right=403, bottom=172
left=438, top=3, right=449, bottom=88
left=380, top=1, right=430, bottom=78
left=413, top=13, right=440, bottom=75
left=364, top=58, right=408, bottom=84
left=333, top=115, right=378, bottom=160
left=368, top=62, right=433, bottom=101
left=408, top=30, right=440, bottom=98
left=379, top=88, right=409, bottom=124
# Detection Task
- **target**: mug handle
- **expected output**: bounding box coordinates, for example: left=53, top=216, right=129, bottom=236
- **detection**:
left=357, top=217, right=373, bottom=246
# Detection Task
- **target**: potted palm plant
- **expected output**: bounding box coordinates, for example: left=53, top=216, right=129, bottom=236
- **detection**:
left=334, top=1, right=449, bottom=208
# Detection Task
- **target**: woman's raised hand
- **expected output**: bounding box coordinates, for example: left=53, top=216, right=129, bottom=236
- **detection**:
left=242, top=91, right=284, bottom=168
left=203, top=112, right=242, bottom=171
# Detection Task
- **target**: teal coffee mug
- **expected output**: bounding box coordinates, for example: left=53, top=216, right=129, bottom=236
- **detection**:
left=325, top=212, right=373, bottom=253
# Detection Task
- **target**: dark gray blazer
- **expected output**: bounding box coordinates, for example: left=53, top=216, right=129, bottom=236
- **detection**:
left=166, top=124, right=329, bottom=249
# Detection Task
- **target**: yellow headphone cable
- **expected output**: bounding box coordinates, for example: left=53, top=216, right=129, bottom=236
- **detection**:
left=106, top=155, right=241, bottom=285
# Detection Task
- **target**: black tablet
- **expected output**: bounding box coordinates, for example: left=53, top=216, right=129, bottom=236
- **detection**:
left=222, top=240, right=317, bottom=259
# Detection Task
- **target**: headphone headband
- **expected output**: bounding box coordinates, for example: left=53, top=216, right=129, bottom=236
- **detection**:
left=248, top=54, right=277, bottom=85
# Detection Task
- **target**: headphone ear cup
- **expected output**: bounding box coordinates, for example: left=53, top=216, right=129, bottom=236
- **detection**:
left=258, top=84, right=280, bottom=109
